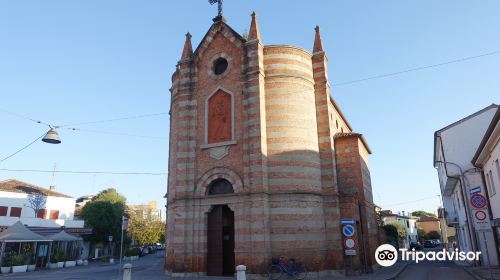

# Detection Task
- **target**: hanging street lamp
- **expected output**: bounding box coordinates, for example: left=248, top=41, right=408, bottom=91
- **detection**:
left=42, top=127, right=61, bottom=144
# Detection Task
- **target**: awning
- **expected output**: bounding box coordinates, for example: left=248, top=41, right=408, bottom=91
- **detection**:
left=0, top=221, right=51, bottom=242
left=48, top=230, right=83, bottom=242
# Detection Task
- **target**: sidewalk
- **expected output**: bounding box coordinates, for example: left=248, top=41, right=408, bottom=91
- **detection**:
left=463, top=266, right=500, bottom=280
left=326, top=261, right=408, bottom=280
left=165, top=262, right=409, bottom=280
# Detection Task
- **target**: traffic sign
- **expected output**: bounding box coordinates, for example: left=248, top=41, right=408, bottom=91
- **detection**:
left=122, top=216, right=129, bottom=230
left=475, top=210, right=487, bottom=221
left=344, top=238, right=355, bottom=249
left=342, top=225, right=355, bottom=237
left=472, top=209, right=490, bottom=230
left=341, top=219, right=356, bottom=225
left=345, top=249, right=356, bottom=256
left=470, top=186, right=481, bottom=195
left=470, top=194, right=487, bottom=209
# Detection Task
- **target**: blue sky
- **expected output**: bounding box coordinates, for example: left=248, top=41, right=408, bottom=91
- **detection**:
left=0, top=1, right=499, bottom=216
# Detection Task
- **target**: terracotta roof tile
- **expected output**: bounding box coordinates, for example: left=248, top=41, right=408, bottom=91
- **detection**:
left=0, top=179, right=73, bottom=199
left=418, top=215, right=439, bottom=222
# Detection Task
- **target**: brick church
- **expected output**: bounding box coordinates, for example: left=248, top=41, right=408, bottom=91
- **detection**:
left=166, top=11, right=379, bottom=277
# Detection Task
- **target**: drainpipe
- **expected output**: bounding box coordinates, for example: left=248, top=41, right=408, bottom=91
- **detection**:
left=477, top=167, right=500, bottom=265
left=435, top=136, right=480, bottom=264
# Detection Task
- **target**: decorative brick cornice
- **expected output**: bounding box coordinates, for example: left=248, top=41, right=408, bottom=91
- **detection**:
left=196, top=167, right=244, bottom=196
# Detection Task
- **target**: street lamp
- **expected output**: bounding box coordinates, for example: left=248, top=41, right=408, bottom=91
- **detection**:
left=42, top=127, right=61, bottom=144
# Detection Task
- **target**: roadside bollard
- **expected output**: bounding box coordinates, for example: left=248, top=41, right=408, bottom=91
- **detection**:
left=123, top=263, right=132, bottom=280
left=236, top=265, right=246, bottom=280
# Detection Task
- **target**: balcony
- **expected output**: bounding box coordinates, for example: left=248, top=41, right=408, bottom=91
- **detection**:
left=443, top=176, right=459, bottom=196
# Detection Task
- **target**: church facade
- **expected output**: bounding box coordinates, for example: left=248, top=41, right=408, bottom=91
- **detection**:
left=166, top=13, right=379, bottom=277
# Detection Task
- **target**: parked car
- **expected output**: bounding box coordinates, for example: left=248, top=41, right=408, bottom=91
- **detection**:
left=139, top=247, right=149, bottom=257
left=423, top=240, right=436, bottom=248
left=148, top=246, right=157, bottom=254
left=409, top=241, right=423, bottom=250
left=155, top=243, right=165, bottom=250
left=432, top=239, right=442, bottom=246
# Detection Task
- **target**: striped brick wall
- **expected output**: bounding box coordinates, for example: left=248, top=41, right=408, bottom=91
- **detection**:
left=166, top=15, right=379, bottom=277
left=264, top=45, right=322, bottom=194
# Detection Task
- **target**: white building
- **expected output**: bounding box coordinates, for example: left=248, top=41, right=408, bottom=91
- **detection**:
left=0, top=179, right=84, bottom=229
left=381, top=210, right=419, bottom=249
left=128, top=200, right=162, bottom=220
left=472, top=106, right=500, bottom=265
left=434, top=104, right=499, bottom=266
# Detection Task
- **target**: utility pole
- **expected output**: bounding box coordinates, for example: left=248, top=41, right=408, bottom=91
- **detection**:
left=118, top=215, right=128, bottom=276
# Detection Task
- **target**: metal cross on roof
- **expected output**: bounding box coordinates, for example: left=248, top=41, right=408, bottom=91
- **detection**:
left=208, top=0, right=223, bottom=17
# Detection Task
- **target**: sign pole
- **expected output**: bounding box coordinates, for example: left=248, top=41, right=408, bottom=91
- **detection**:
left=119, top=225, right=124, bottom=266
left=118, top=216, right=127, bottom=277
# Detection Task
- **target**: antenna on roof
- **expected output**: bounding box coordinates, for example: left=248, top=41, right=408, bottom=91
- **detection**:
left=50, top=163, right=57, bottom=191
left=208, top=0, right=223, bottom=17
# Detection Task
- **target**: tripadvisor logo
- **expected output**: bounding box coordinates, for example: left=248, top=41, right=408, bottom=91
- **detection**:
left=374, top=244, right=482, bottom=266
left=375, top=244, right=398, bottom=267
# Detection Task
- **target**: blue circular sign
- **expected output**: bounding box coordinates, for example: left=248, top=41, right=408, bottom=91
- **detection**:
left=470, top=194, right=487, bottom=209
left=342, top=225, right=355, bottom=237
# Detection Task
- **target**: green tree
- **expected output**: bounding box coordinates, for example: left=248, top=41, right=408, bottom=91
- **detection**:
left=382, top=224, right=398, bottom=239
left=128, top=213, right=165, bottom=246
left=385, top=222, right=407, bottom=240
left=425, top=230, right=441, bottom=240
left=411, top=210, right=437, bottom=218
left=93, top=188, right=126, bottom=205
left=417, top=228, right=426, bottom=241
left=80, top=188, right=127, bottom=244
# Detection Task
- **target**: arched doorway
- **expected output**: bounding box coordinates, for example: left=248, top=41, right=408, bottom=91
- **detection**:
left=207, top=180, right=235, bottom=276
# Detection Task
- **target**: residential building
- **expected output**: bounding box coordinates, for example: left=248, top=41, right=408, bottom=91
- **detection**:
left=74, top=195, right=95, bottom=219
left=417, top=215, right=441, bottom=234
left=380, top=210, right=418, bottom=248
left=166, top=13, right=379, bottom=276
left=434, top=104, right=499, bottom=265
left=75, top=195, right=94, bottom=208
left=472, top=106, right=500, bottom=265
left=437, top=207, right=456, bottom=250
left=0, top=179, right=84, bottom=229
left=128, top=200, right=162, bottom=220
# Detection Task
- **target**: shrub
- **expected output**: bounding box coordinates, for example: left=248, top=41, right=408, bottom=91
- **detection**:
left=2, top=251, right=14, bottom=267
left=11, top=255, right=26, bottom=266
left=50, top=249, right=64, bottom=263
left=425, top=230, right=441, bottom=240
left=124, top=248, right=133, bottom=257
left=24, top=252, right=36, bottom=265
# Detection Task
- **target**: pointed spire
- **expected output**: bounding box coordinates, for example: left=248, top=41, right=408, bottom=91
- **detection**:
left=248, top=11, right=262, bottom=42
left=181, top=32, right=193, bottom=60
left=313, top=25, right=324, bottom=54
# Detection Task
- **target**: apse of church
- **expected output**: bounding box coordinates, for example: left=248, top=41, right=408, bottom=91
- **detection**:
left=166, top=12, right=379, bottom=277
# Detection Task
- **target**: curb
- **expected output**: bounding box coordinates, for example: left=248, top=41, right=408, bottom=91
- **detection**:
left=385, top=262, right=409, bottom=280
left=462, top=267, right=486, bottom=280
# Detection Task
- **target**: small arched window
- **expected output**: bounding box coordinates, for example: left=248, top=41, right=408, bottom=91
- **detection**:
left=207, top=179, right=234, bottom=195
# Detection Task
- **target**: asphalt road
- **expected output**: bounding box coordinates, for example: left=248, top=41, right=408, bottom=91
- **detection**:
left=397, top=247, right=474, bottom=280
left=0, top=248, right=477, bottom=280
left=0, top=251, right=166, bottom=280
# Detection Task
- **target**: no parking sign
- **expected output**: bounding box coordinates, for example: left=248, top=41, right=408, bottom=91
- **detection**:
left=342, top=224, right=355, bottom=237
left=470, top=194, right=487, bottom=209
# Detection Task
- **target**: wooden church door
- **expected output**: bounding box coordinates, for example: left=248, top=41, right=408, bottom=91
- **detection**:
left=207, top=205, right=235, bottom=276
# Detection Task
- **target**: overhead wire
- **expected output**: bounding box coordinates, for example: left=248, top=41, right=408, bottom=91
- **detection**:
left=382, top=195, right=441, bottom=208
left=58, top=112, right=168, bottom=127
left=0, top=108, right=169, bottom=140
left=63, top=127, right=168, bottom=140
left=0, top=168, right=167, bottom=176
left=0, top=132, right=48, bottom=163
left=331, top=50, right=500, bottom=87
left=0, top=108, right=51, bottom=127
